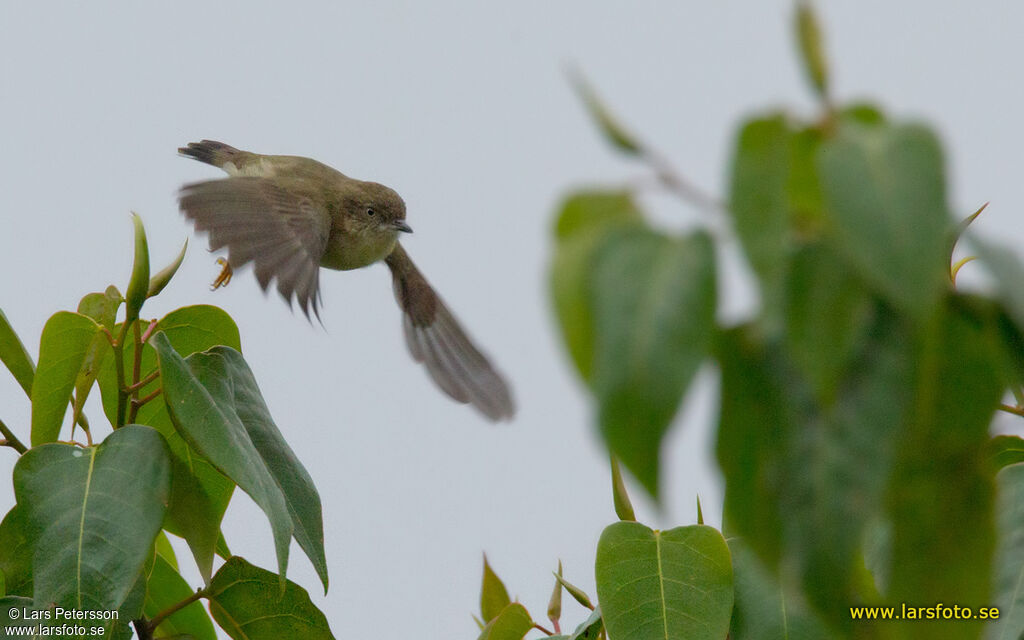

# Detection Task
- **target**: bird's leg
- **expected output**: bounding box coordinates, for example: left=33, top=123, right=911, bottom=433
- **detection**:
left=211, top=257, right=233, bottom=290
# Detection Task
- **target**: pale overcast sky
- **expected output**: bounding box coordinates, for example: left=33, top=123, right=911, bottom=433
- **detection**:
left=1, top=2, right=1022, bottom=637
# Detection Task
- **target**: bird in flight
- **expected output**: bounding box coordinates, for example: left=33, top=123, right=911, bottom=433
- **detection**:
left=177, top=140, right=514, bottom=421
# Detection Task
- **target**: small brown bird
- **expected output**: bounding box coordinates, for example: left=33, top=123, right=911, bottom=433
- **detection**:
left=177, top=140, right=514, bottom=421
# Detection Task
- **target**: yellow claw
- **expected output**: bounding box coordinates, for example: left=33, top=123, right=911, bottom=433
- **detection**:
left=211, top=257, right=233, bottom=290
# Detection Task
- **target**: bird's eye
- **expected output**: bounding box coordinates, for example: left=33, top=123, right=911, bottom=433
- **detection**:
left=366, top=207, right=376, bottom=216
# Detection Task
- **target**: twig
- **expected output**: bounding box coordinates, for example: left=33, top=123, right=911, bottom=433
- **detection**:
left=0, top=418, right=27, bottom=454
left=147, top=588, right=208, bottom=632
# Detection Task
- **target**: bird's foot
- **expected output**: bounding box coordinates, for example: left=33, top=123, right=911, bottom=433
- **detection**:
left=211, top=258, right=233, bottom=290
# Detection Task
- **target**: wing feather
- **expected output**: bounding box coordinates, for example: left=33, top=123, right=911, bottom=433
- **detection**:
left=385, top=243, right=515, bottom=421
left=178, top=177, right=331, bottom=318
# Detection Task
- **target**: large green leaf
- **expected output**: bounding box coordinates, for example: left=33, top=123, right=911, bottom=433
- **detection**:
left=29, top=311, right=101, bottom=445
left=727, top=537, right=839, bottom=640
left=594, top=521, right=733, bottom=640
left=152, top=332, right=293, bottom=585
left=185, top=346, right=327, bottom=591
left=476, top=603, right=533, bottom=640
left=783, top=240, right=874, bottom=404
left=818, top=122, right=950, bottom=319
left=0, top=309, right=35, bottom=397
left=480, top=555, right=511, bottom=623
left=208, top=557, right=334, bottom=640
left=550, top=190, right=643, bottom=382
left=97, top=305, right=239, bottom=582
left=718, top=310, right=914, bottom=628
left=591, top=229, right=716, bottom=498
left=13, top=425, right=171, bottom=623
left=987, top=463, right=1024, bottom=640
left=886, top=299, right=1003, bottom=639
left=144, top=553, right=217, bottom=640
left=0, top=507, right=32, bottom=597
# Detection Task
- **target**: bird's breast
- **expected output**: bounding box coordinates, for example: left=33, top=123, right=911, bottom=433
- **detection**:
left=320, top=229, right=398, bottom=271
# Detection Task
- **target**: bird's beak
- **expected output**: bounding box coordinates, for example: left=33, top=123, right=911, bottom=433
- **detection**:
left=393, top=220, right=413, bottom=233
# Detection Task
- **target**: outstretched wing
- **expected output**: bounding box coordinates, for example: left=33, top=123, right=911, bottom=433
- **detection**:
left=178, top=177, right=331, bottom=318
left=385, top=243, right=515, bottom=422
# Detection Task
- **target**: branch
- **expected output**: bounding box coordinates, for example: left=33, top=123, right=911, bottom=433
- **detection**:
left=0, top=418, right=27, bottom=454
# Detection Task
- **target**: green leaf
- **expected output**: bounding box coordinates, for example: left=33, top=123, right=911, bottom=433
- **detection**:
left=987, top=463, right=1024, bottom=640
left=13, top=425, right=171, bottom=622
left=569, top=70, right=643, bottom=155
left=595, top=521, right=733, bottom=640
left=0, top=309, right=35, bottom=397
left=97, top=305, right=239, bottom=583
left=567, top=607, right=602, bottom=640
left=125, top=213, right=150, bottom=323
left=152, top=332, right=293, bottom=585
left=988, top=436, right=1024, bottom=472
left=0, top=507, right=32, bottom=597
left=887, top=300, right=1003, bottom=639
left=29, top=311, right=102, bottom=446
left=187, top=346, right=327, bottom=591
left=727, top=537, right=839, bottom=640
left=728, top=114, right=793, bottom=330
left=72, top=289, right=122, bottom=427
left=144, top=553, right=217, bottom=640
left=794, top=2, right=830, bottom=100
left=476, top=603, right=533, bottom=640
left=818, top=122, right=951, bottom=319
left=208, top=557, right=335, bottom=640
left=591, top=229, right=716, bottom=498
left=77, top=287, right=122, bottom=331
left=783, top=241, right=874, bottom=404
left=718, top=312, right=914, bottom=628
left=151, top=534, right=177, bottom=575
left=480, top=554, right=511, bottom=623
left=148, top=238, right=188, bottom=299
left=550, top=190, right=644, bottom=382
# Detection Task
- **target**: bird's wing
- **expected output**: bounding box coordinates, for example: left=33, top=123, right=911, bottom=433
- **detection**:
left=385, top=243, right=515, bottom=421
left=178, top=177, right=332, bottom=318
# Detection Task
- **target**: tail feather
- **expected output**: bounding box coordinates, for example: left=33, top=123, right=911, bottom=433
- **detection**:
left=178, top=140, right=240, bottom=168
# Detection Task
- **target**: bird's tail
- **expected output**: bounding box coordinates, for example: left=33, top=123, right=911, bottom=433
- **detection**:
left=178, top=140, right=241, bottom=168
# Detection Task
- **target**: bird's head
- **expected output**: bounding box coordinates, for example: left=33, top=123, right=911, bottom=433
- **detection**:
left=349, top=181, right=411, bottom=238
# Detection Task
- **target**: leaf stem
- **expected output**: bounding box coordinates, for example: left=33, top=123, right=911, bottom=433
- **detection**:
left=146, top=587, right=209, bottom=632
left=126, top=369, right=160, bottom=393
left=132, top=320, right=143, bottom=394
left=642, top=147, right=724, bottom=215
left=999, top=403, right=1024, bottom=418
left=0, top=418, right=27, bottom=454
left=532, top=622, right=555, bottom=636
left=112, top=320, right=131, bottom=428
